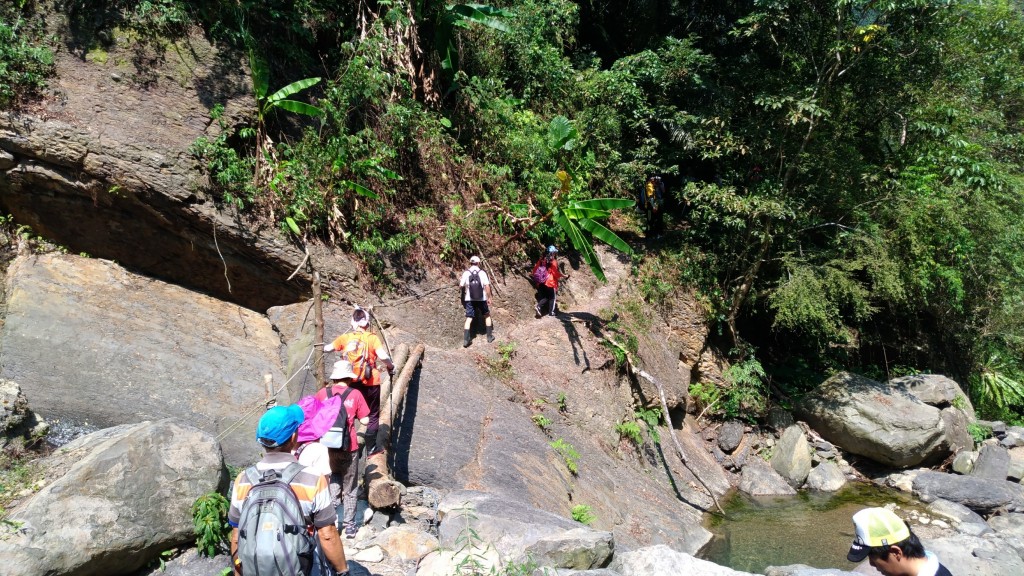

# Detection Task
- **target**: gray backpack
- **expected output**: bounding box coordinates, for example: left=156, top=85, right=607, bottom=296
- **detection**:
left=236, top=463, right=315, bottom=575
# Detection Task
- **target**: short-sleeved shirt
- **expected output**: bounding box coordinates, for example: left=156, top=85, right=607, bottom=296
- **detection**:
left=313, top=384, right=371, bottom=451
left=295, top=442, right=331, bottom=476
left=328, top=331, right=387, bottom=384
left=227, top=452, right=336, bottom=530
left=460, top=266, right=490, bottom=302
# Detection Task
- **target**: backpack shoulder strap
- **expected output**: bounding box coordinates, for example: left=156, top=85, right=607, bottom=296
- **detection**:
left=279, top=462, right=306, bottom=485
left=340, top=387, right=354, bottom=402
left=244, top=465, right=261, bottom=485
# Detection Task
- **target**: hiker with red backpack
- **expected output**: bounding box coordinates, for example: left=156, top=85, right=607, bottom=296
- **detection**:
left=459, top=255, right=494, bottom=347
left=532, top=246, right=567, bottom=317
left=228, top=405, right=349, bottom=576
left=323, top=308, right=394, bottom=457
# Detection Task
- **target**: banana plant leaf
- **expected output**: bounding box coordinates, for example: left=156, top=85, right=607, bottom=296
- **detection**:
left=578, top=218, right=633, bottom=255
left=573, top=198, right=635, bottom=211
left=273, top=100, right=323, bottom=117
left=552, top=208, right=605, bottom=281
left=561, top=207, right=611, bottom=220
left=268, top=77, right=321, bottom=103
left=345, top=181, right=379, bottom=199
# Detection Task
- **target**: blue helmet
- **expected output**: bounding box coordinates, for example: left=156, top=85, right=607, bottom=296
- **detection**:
left=547, top=245, right=558, bottom=253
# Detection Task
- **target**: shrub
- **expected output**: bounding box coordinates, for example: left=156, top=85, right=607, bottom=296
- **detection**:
left=191, top=492, right=230, bottom=557
left=549, top=438, right=580, bottom=475
left=968, top=423, right=991, bottom=445
left=0, top=3, right=54, bottom=107
left=570, top=504, right=595, bottom=525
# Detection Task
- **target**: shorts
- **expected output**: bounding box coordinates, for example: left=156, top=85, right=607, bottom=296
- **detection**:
left=464, top=299, right=490, bottom=318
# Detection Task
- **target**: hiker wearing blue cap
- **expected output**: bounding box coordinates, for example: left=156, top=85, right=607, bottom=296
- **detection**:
left=228, top=405, right=350, bottom=576
left=531, top=245, right=568, bottom=317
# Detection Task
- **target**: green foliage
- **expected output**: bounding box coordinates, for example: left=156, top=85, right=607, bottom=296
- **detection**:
left=570, top=504, right=595, bottom=525
left=556, top=392, right=567, bottom=413
left=484, top=341, right=517, bottom=381
left=532, top=414, right=552, bottom=432
left=634, top=406, right=661, bottom=444
left=0, top=1, right=54, bottom=107
left=549, top=438, right=579, bottom=475
left=614, top=420, right=643, bottom=446
left=689, top=354, right=768, bottom=423
left=0, top=443, right=42, bottom=518
left=973, top=353, right=1024, bottom=418
left=967, top=423, right=991, bottom=445
left=191, top=492, right=230, bottom=558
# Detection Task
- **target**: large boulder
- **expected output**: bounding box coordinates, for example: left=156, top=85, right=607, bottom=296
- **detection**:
left=913, top=470, right=1024, bottom=513
left=887, top=374, right=973, bottom=416
left=926, top=533, right=1024, bottom=576
left=609, top=544, right=755, bottom=576
left=0, top=419, right=223, bottom=576
left=738, top=457, right=797, bottom=496
left=437, top=490, right=613, bottom=571
left=796, top=372, right=969, bottom=468
left=972, top=442, right=1011, bottom=480
left=771, top=426, right=812, bottom=487
left=805, top=461, right=847, bottom=492
left=0, top=253, right=284, bottom=465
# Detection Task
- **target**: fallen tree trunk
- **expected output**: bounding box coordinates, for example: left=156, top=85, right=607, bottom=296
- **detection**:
left=366, top=343, right=425, bottom=509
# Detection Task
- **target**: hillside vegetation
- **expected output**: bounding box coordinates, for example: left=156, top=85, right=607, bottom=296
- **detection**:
left=5, top=0, right=1024, bottom=422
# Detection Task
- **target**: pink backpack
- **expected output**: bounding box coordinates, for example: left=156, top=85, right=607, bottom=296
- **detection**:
left=295, top=393, right=342, bottom=443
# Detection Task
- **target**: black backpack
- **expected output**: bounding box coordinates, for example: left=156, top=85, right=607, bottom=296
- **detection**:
left=319, top=387, right=354, bottom=450
left=467, top=270, right=485, bottom=300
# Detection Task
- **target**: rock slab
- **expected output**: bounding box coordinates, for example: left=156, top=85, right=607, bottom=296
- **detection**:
left=0, top=419, right=223, bottom=576
left=771, top=425, right=812, bottom=487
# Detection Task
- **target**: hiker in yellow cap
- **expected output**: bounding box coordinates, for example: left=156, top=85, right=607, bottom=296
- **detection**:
left=847, top=507, right=953, bottom=576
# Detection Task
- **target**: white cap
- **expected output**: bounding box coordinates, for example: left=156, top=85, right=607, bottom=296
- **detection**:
left=329, top=360, right=358, bottom=380
left=470, top=255, right=481, bottom=264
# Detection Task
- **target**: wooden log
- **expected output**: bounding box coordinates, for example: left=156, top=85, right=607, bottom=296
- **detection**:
left=367, top=343, right=425, bottom=508
left=391, top=343, right=411, bottom=377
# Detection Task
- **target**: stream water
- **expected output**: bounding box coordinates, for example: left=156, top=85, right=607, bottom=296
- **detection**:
left=702, top=482, right=925, bottom=573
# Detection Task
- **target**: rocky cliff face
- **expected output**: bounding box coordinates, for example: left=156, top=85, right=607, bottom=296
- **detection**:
left=0, top=16, right=311, bottom=312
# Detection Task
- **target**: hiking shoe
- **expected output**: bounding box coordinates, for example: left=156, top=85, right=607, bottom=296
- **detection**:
left=534, top=303, right=542, bottom=319
left=345, top=525, right=357, bottom=539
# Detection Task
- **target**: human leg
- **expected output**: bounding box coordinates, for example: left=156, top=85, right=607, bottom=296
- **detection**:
left=463, top=299, right=475, bottom=347
left=330, top=448, right=360, bottom=534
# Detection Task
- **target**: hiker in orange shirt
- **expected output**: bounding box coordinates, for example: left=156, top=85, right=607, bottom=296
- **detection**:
left=532, top=246, right=567, bottom=317
left=323, top=308, right=394, bottom=454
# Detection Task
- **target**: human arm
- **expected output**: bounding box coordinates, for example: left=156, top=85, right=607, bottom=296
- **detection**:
left=323, top=335, right=343, bottom=353
left=316, top=524, right=349, bottom=574
left=230, top=528, right=241, bottom=576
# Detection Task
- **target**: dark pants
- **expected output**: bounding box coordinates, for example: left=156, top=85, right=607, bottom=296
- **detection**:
left=536, top=284, right=556, bottom=315
left=350, top=381, right=380, bottom=438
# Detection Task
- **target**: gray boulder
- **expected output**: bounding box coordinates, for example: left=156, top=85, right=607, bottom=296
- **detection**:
left=797, top=372, right=969, bottom=468
left=805, top=461, right=847, bottom=492
left=926, top=533, right=1024, bottom=576
left=609, top=544, right=755, bottom=575
left=0, top=253, right=285, bottom=465
left=888, top=374, right=973, bottom=415
left=926, top=499, right=991, bottom=536
left=718, top=421, right=745, bottom=453
left=1001, top=427, right=1024, bottom=449
left=972, top=442, right=1011, bottom=481
left=739, top=457, right=797, bottom=496
left=438, top=491, right=613, bottom=570
left=771, top=426, right=812, bottom=487
left=913, top=470, right=1024, bottom=513
left=952, top=451, right=977, bottom=475
left=0, top=419, right=223, bottom=576
left=0, top=379, right=48, bottom=447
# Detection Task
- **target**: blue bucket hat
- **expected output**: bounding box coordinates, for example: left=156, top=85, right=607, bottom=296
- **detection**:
left=256, top=405, right=305, bottom=448
left=547, top=245, right=558, bottom=253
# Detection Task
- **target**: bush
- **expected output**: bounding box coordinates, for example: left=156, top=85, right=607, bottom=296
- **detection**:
left=0, top=3, right=54, bottom=107
left=570, top=504, right=595, bottom=525
left=191, top=492, right=230, bottom=557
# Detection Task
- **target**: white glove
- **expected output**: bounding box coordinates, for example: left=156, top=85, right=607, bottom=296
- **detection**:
left=323, top=344, right=334, bottom=352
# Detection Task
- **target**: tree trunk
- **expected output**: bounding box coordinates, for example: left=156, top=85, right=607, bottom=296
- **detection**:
left=366, top=343, right=425, bottom=509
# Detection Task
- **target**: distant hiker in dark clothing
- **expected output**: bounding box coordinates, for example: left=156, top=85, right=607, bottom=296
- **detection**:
left=846, top=507, right=954, bottom=576
left=459, top=255, right=494, bottom=347
left=640, top=175, right=665, bottom=237
left=532, top=246, right=566, bottom=317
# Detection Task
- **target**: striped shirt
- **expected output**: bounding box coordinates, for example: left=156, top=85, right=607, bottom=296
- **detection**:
left=227, top=452, right=336, bottom=529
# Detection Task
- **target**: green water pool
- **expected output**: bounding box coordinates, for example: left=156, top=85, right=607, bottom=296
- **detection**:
left=702, top=482, right=923, bottom=573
